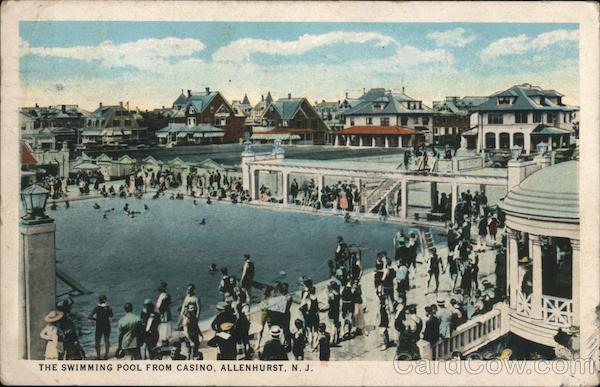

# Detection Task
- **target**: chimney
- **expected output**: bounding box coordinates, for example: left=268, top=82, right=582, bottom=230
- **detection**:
left=162, top=105, right=165, bottom=109
left=119, top=101, right=123, bottom=109
left=261, top=95, right=264, bottom=101
left=345, top=92, right=348, bottom=99
left=35, top=103, right=39, bottom=108
left=187, top=89, right=192, bottom=98
left=99, top=102, right=103, bottom=108
left=363, top=88, right=366, bottom=94
left=288, top=93, right=292, bottom=99
left=61, top=104, right=66, bottom=113
left=402, top=86, right=405, bottom=93
left=205, top=87, right=210, bottom=95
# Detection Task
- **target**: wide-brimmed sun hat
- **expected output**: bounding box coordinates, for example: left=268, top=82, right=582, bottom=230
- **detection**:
left=270, top=325, right=282, bottom=337
left=44, top=310, right=64, bottom=323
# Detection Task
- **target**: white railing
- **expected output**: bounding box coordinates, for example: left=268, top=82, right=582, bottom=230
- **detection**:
left=516, top=290, right=532, bottom=317
left=542, top=295, right=573, bottom=327
left=418, top=303, right=508, bottom=360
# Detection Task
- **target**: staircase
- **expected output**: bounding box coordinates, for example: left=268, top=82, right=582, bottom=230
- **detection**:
left=366, top=179, right=402, bottom=213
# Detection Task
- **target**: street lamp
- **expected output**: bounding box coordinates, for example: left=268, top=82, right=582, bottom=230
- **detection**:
left=20, top=184, right=52, bottom=225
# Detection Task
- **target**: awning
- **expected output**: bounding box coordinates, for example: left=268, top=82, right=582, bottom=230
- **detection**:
left=80, top=130, right=102, bottom=136
left=122, top=130, right=132, bottom=135
left=106, top=130, right=123, bottom=136
left=156, top=132, right=168, bottom=138
left=203, top=132, right=225, bottom=138
left=193, top=133, right=204, bottom=138
left=252, top=133, right=301, bottom=141
left=531, top=126, right=573, bottom=136
left=177, top=132, right=188, bottom=138
left=74, top=162, right=101, bottom=170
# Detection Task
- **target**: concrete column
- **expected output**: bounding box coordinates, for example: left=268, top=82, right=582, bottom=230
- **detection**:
left=548, top=138, right=553, bottom=151
left=20, top=221, right=57, bottom=360
left=371, top=137, right=376, bottom=148
left=282, top=171, right=289, bottom=205
left=530, top=235, right=543, bottom=319
left=524, top=133, right=532, bottom=154
left=384, top=136, right=389, bottom=148
left=398, top=136, right=402, bottom=148
left=334, top=135, right=339, bottom=147
left=450, top=182, right=458, bottom=224
left=400, top=179, right=408, bottom=220
left=508, top=228, right=519, bottom=310
left=346, top=136, right=351, bottom=147
left=571, top=239, right=580, bottom=326
left=494, top=132, right=499, bottom=150
left=250, top=169, right=259, bottom=200
left=359, top=137, right=364, bottom=147
left=509, top=133, right=514, bottom=149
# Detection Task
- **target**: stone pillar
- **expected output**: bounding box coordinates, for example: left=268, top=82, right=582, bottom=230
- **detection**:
left=508, top=228, right=520, bottom=309
left=317, top=175, right=325, bottom=202
left=430, top=182, right=438, bottom=211
left=385, top=136, right=389, bottom=148
left=571, top=239, right=580, bottom=326
left=371, top=137, right=376, bottom=148
left=250, top=169, right=259, bottom=200
left=20, top=221, right=57, bottom=359
left=346, top=136, right=351, bottom=147
left=450, top=182, right=458, bottom=224
left=282, top=170, right=289, bottom=205
left=334, top=135, right=339, bottom=147
left=359, top=137, right=364, bottom=147
left=398, top=136, right=402, bottom=148
left=400, top=179, right=408, bottom=220
left=530, top=235, right=543, bottom=319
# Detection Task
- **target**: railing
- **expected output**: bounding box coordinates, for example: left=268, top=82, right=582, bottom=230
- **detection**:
left=542, top=295, right=573, bottom=327
left=456, top=156, right=484, bottom=171
left=516, top=290, right=532, bottom=317
left=366, top=179, right=401, bottom=213
left=418, top=303, right=508, bottom=360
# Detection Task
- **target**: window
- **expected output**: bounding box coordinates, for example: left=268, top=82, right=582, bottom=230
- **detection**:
left=485, top=132, right=496, bottom=149
left=187, top=117, right=196, bottom=126
left=515, top=112, right=528, bottom=124
left=112, top=120, right=120, bottom=127
left=498, top=96, right=512, bottom=105
left=434, top=127, right=438, bottom=135
left=366, top=117, right=373, bottom=125
left=124, top=119, right=131, bottom=126
left=380, top=117, right=390, bottom=126
left=547, top=112, right=556, bottom=124
left=499, top=133, right=510, bottom=149
left=533, top=112, right=542, bottom=123
left=513, top=133, right=524, bottom=148
left=282, top=120, right=288, bottom=127
left=400, top=116, right=408, bottom=126
left=350, top=119, right=355, bottom=126
left=487, top=113, right=503, bottom=124
left=373, top=103, right=382, bottom=112
left=422, top=117, right=429, bottom=125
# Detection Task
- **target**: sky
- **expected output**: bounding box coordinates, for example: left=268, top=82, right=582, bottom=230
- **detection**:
left=19, top=22, right=579, bottom=111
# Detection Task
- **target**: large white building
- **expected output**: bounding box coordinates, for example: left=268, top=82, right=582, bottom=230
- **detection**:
left=467, top=84, right=578, bottom=154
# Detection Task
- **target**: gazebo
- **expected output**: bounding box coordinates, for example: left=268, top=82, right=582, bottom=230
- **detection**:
left=500, top=160, right=579, bottom=347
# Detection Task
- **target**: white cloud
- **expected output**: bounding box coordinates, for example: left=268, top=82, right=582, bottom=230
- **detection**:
left=20, top=37, right=206, bottom=72
left=212, top=31, right=396, bottom=62
left=480, top=29, right=578, bottom=61
left=531, top=29, right=578, bottom=49
left=427, top=27, right=475, bottom=47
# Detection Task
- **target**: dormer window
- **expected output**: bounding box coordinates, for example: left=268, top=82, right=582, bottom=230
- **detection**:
left=373, top=103, right=383, bottom=112
left=498, top=96, right=513, bottom=105
left=187, top=117, right=196, bottom=127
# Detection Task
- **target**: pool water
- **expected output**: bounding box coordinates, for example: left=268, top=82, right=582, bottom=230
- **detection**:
left=51, top=195, right=445, bottom=351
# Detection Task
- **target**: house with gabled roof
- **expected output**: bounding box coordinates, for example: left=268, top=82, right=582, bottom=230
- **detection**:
left=432, top=96, right=488, bottom=147
left=251, top=93, right=328, bottom=145
left=165, top=88, right=244, bottom=144
left=341, top=87, right=435, bottom=144
left=80, top=102, right=147, bottom=148
left=465, top=83, right=578, bottom=154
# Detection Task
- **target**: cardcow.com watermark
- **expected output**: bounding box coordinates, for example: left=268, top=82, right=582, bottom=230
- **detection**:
left=392, top=359, right=598, bottom=376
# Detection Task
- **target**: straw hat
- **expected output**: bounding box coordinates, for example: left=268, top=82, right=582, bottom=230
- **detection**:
left=220, top=322, right=234, bottom=331
left=270, top=325, right=282, bottom=337
left=44, top=310, right=64, bottom=323
left=518, top=256, right=532, bottom=264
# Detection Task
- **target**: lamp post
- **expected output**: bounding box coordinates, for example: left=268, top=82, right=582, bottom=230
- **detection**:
left=510, top=145, right=522, bottom=161
left=20, top=184, right=52, bottom=225
left=536, top=141, right=548, bottom=156
left=19, top=184, right=56, bottom=359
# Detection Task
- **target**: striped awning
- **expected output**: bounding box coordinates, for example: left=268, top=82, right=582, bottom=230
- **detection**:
left=203, top=132, right=225, bottom=138
left=156, top=132, right=168, bottom=138
left=177, top=132, right=188, bottom=138
left=251, top=133, right=301, bottom=141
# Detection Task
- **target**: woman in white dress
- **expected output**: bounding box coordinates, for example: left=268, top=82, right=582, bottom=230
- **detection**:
left=40, top=310, right=64, bottom=360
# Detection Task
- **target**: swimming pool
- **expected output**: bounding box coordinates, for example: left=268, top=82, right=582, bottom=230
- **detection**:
left=51, top=195, right=445, bottom=351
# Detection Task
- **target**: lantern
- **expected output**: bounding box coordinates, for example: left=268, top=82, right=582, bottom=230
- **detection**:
left=510, top=145, right=522, bottom=161
left=536, top=141, right=549, bottom=156
left=20, top=184, right=51, bottom=224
